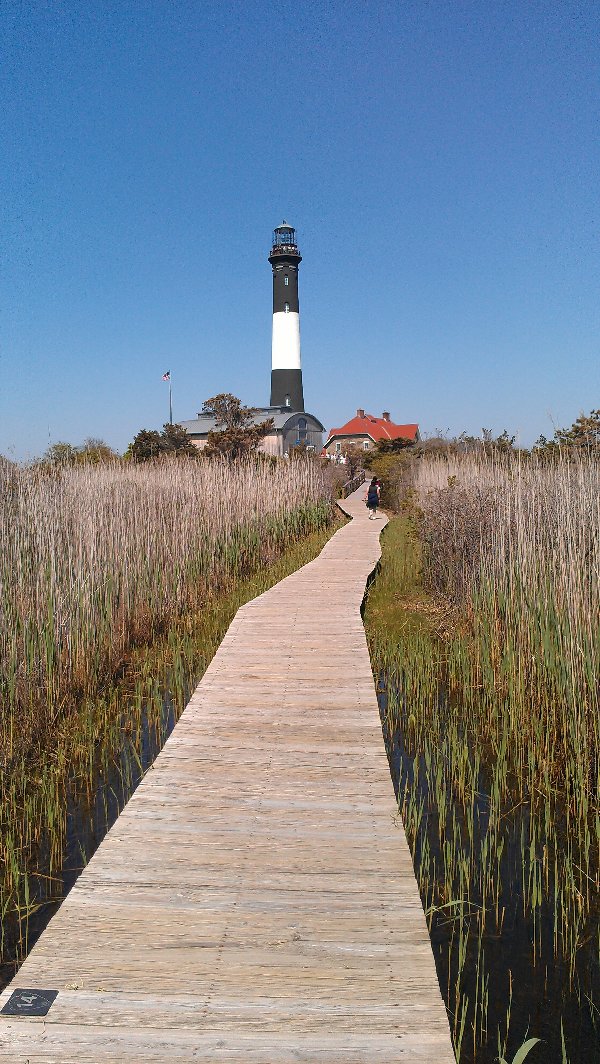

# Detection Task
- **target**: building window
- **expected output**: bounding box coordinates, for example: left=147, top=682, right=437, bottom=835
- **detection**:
left=284, top=276, right=289, bottom=286
left=335, top=442, right=341, bottom=453
left=284, top=302, right=290, bottom=313
left=298, top=417, right=307, bottom=443
left=363, top=440, right=369, bottom=450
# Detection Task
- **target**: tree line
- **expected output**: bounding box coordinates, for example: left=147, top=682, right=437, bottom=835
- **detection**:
left=13, top=403, right=600, bottom=468
left=37, top=395, right=275, bottom=466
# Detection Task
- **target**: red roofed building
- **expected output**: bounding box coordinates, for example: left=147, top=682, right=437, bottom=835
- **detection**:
left=324, top=409, right=419, bottom=457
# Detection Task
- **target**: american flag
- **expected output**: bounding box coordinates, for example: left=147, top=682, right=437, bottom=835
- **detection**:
left=162, top=371, right=170, bottom=381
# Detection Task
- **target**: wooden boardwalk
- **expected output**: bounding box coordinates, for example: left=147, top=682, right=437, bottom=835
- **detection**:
left=0, top=488, right=454, bottom=1063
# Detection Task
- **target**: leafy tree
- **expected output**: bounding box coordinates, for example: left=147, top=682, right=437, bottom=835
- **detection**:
left=130, top=429, right=163, bottom=462
left=554, top=409, right=600, bottom=450
left=533, top=409, right=600, bottom=458
left=340, top=443, right=365, bottom=478
left=372, top=436, right=415, bottom=456
left=202, top=393, right=274, bottom=460
left=452, top=430, right=516, bottom=454
left=160, top=422, right=198, bottom=457
left=130, top=424, right=197, bottom=462
left=485, top=429, right=516, bottom=454
left=77, top=438, right=120, bottom=464
left=43, top=441, right=80, bottom=465
left=42, top=438, right=119, bottom=466
left=287, top=440, right=311, bottom=459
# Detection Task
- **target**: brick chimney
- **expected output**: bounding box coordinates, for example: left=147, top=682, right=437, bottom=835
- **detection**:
left=382, top=411, right=390, bottom=421
left=356, top=408, right=365, bottom=418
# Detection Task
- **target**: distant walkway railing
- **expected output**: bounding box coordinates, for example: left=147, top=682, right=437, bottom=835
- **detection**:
left=341, top=469, right=366, bottom=497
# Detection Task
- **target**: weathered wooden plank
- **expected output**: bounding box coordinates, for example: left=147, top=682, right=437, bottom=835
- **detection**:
left=0, top=1024, right=451, bottom=1064
left=0, top=489, right=454, bottom=1062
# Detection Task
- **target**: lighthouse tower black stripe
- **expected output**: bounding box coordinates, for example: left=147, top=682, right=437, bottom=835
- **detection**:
left=268, top=223, right=304, bottom=412
left=270, top=368, right=304, bottom=413
left=272, top=263, right=299, bottom=313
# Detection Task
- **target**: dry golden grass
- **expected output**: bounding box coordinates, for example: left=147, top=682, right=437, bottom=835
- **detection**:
left=0, top=456, right=332, bottom=760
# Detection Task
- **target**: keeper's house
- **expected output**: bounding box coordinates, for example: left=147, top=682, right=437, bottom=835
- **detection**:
left=324, top=409, right=419, bottom=457
left=180, top=406, right=324, bottom=457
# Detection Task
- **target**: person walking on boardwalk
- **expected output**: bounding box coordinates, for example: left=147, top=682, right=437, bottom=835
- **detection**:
left=365, top=476, right=381, bottom=520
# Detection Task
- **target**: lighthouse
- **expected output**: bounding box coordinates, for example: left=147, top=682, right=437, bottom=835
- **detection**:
left=181, top=221, right=324, bottom=455
left=269, top=222, right=304, bottom=412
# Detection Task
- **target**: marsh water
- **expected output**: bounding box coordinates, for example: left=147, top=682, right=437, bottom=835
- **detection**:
left=378, top=679, right=600, bottom=1064
left=0, top=656, right=192, bottom=993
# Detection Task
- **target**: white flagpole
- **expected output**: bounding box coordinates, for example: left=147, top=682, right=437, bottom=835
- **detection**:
left=163, top=372, right=172, bottom=424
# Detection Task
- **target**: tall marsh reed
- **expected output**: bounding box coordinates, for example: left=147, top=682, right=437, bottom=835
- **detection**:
left=367, top=453, right=600, bottom=1061
left=0, top=456, right=331, bottom=760
left=415, top=452, right=599, bottom=889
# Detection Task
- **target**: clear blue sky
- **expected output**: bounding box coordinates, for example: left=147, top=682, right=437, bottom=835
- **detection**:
left=1, top=0, right=598, bottom=459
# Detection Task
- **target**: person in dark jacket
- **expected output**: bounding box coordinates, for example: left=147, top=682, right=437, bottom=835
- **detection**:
left=365, top=477, right=381, bottom=520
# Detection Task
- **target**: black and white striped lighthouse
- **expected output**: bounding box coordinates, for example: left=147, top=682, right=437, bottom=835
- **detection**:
left=269, top=222, right=304, bottom=412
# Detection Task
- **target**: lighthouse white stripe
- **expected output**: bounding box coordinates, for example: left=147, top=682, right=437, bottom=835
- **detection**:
left=271, top=311, right=301, bottom=371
